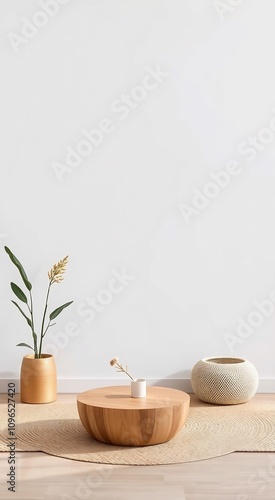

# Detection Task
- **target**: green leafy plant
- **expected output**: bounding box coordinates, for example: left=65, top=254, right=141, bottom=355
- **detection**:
left=4, top=246, right=73, bottom=358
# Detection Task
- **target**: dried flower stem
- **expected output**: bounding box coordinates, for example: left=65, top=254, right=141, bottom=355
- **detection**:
left=110, top=358, right=135, bottom=381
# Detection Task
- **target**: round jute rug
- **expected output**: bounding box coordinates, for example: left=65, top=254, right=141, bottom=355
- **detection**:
left=0, top=395, right=274, bottom=465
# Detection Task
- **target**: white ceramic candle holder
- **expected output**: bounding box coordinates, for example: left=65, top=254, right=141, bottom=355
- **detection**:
left=131, top=378, right=146, bottom=398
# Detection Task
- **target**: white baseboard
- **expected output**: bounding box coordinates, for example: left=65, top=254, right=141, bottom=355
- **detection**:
left=0, top=378, right=274, bottom=394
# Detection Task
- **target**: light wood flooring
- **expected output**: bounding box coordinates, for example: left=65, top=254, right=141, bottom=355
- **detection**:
left=0, top=394, right=275, bottom=500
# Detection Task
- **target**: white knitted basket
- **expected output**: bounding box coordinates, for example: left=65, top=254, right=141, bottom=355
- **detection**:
left=191, top=357, right=259, bottom=405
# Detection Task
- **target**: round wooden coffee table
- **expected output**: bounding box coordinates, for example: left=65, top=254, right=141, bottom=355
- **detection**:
left=77, top=386, right=190, bottom=446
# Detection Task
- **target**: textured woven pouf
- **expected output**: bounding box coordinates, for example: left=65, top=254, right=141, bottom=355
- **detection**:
left=191, top=357, right=259, bottom=405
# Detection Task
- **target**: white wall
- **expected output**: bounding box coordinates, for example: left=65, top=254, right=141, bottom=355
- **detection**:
left=1, top=0, right=275, bottom=392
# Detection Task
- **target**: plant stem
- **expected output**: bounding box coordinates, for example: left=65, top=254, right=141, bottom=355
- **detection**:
left=42, top=320, right=52, bottom=339
left=38, top=281, right=52, bottom=358
left=116, top=362, right=135, bottom=380
left=28, top=291, right=38, bottom=358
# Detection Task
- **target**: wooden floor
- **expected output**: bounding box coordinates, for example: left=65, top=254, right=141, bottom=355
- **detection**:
left=1, top=394, right=275, bottom=499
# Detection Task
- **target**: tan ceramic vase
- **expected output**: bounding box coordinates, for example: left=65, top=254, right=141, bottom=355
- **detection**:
left=20, top=354, right=57, bottom=404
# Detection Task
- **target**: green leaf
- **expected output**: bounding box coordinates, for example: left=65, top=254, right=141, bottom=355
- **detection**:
left=4, top=246, right=32, bottom=291
left=11, top=282, right=28, bottom=303
left=16, top=343, right=35, bottom=351
left=49, top=300, right=73, bottom=321
left=11, top=300, right=32, bottom=327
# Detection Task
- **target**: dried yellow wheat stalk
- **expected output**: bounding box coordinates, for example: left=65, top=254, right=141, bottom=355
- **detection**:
left=48, top=256, right=69, bottom=284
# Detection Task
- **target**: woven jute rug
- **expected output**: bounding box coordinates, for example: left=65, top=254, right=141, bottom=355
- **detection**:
left=0, top=395, right=274, bottom=465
